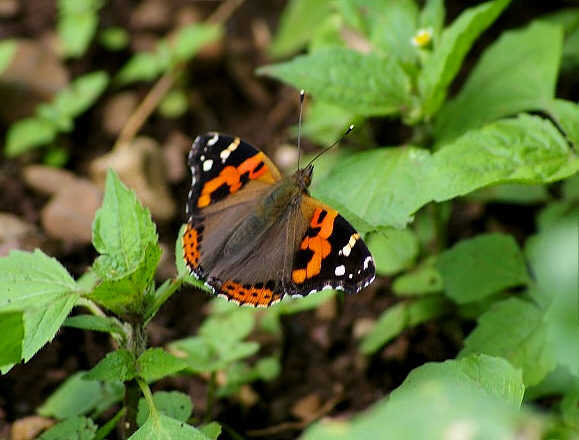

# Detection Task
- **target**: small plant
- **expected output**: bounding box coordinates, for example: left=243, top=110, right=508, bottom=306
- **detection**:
left=0, top=171, right=217, bottom=438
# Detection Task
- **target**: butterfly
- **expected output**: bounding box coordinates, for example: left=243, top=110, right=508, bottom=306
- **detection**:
left=183, top=131, right=375, bottom=307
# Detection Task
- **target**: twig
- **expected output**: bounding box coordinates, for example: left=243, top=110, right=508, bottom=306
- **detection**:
left=113, top=0, right=247, bottom=151
left=206, top=0, right=247, bottom=25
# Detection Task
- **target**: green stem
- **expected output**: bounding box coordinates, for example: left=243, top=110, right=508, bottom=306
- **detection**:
left=144, top=277, right=184, bottom=324
left=76, top=297, right=107, bottom=317
left=137, top=377, right=157, bottom=416
left=205, top=371, right=217, bottom=424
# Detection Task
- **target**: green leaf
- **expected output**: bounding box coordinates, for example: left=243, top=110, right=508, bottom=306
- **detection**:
left=314, top=146, right=433, bottom=230
left=419, top=0, right=445, bottom=37
left=137, top=391, right=193, bottom=427
left=255, top=356, right=281, bottom=381
left=38, top=371, right=123, bottom=418
left=117, top=52, right=163, bottom=85
left=436, top=21, right=563, bottom=142
left=547, top=98, right=579, bottom=147
left=175, top=338, right=259, bottom=373
left=525, top=215, right=579, bottom=378
left=92, top=170, right=158, bottom=277
left=138, top=348, right=187, bottom=382
left=359, top=296, right=451, bottom=354
left=419, top=0, right=511, bottom=117
left=461, top=297, right=557, bottom=386
left=347, top=0, right=419, bottom=62
left=429, top=114, right=579, bottom=200
left=52, top=71, right=109, bottom=118
left=84, top=349, right=137, bottom=382
left=37, top=416, right=97, bottom=440
left=57, top=0, right=103, bottom=58
left=258, top=48, right=412, bottom=117
left=173, top=24, right=222, bottom=63
left=90, top=170, right=161, bottom=313
left=301, top=100, right=357, bottom=146
left=301, top=360, right=522, bottom=440
left=392, top=257, right=443, bottom=296
left=437, top=233, right=530, bottom=303
left=0, top=312, right=23, bottom=365
left=89, top=242, right=161, bottom=314
left=367, top=229, right=419, bottom=275
left=0, top=249, right=79, bottom=367
left=269, top=0, right=333, bottom=57
left=0, top=39, right=16, bottom=74
left=99, top=27, right=130, bottom=51
left=393, top=354, right=525, bottom=410
left=129, top=413, right=209, bottom=440
left=5, top=117, right=58, bottom=156
left=199, top=308, right=256, bottom=345
left=199, top=422, right=221, bottom=440
left=64, top=314, right=124, bottom=335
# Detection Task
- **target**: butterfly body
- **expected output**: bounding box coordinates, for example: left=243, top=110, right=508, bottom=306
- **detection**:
left=183, top=132, right=375, bottom=307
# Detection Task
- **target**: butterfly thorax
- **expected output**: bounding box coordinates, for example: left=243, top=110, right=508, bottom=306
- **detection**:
left=223, top=165, right=313, bottom=258
left=260, top=164, right=313, bottom=216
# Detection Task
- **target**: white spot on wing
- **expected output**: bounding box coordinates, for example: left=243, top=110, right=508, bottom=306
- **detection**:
left=203, top=159, right=213, bottom=171
left=335, top=265, right=346, bottom=276
left=340, top=233, right=360, bottom=257
left=364, top=256, right=372, bottom=270
left=220, top=138, right=240, bottom=163
left=207, top=133, right=219, bottom=146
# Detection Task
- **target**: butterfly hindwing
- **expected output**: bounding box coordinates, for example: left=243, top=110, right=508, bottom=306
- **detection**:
left=290, top=196, right=375, bottom=295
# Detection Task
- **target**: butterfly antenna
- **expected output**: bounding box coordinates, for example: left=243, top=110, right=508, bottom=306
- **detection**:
left=305, top=124, right=354, bottom=169
left=297, top=89, right=305, bottom=170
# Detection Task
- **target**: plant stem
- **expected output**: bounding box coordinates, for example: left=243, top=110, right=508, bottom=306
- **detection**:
left=144, top=277, right=184, bottom=325
left=137, top=377, right=157, bottom=415
left=122, top=317, right=148, bottom=438
left=205, top=371, right=217, bottom=424
left=76, top=297, right=107, bottom=317
left=122, top=378, right=141, bottom=438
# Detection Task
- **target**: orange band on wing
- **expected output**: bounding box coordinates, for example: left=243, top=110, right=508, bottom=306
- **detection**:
left=197, top=152, right=273, bottom=208
left=292, top=208, right=337, bottom=284
left=183, top=223, right=201, bottom=268
left=220, top=280, right=282, bottom=307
